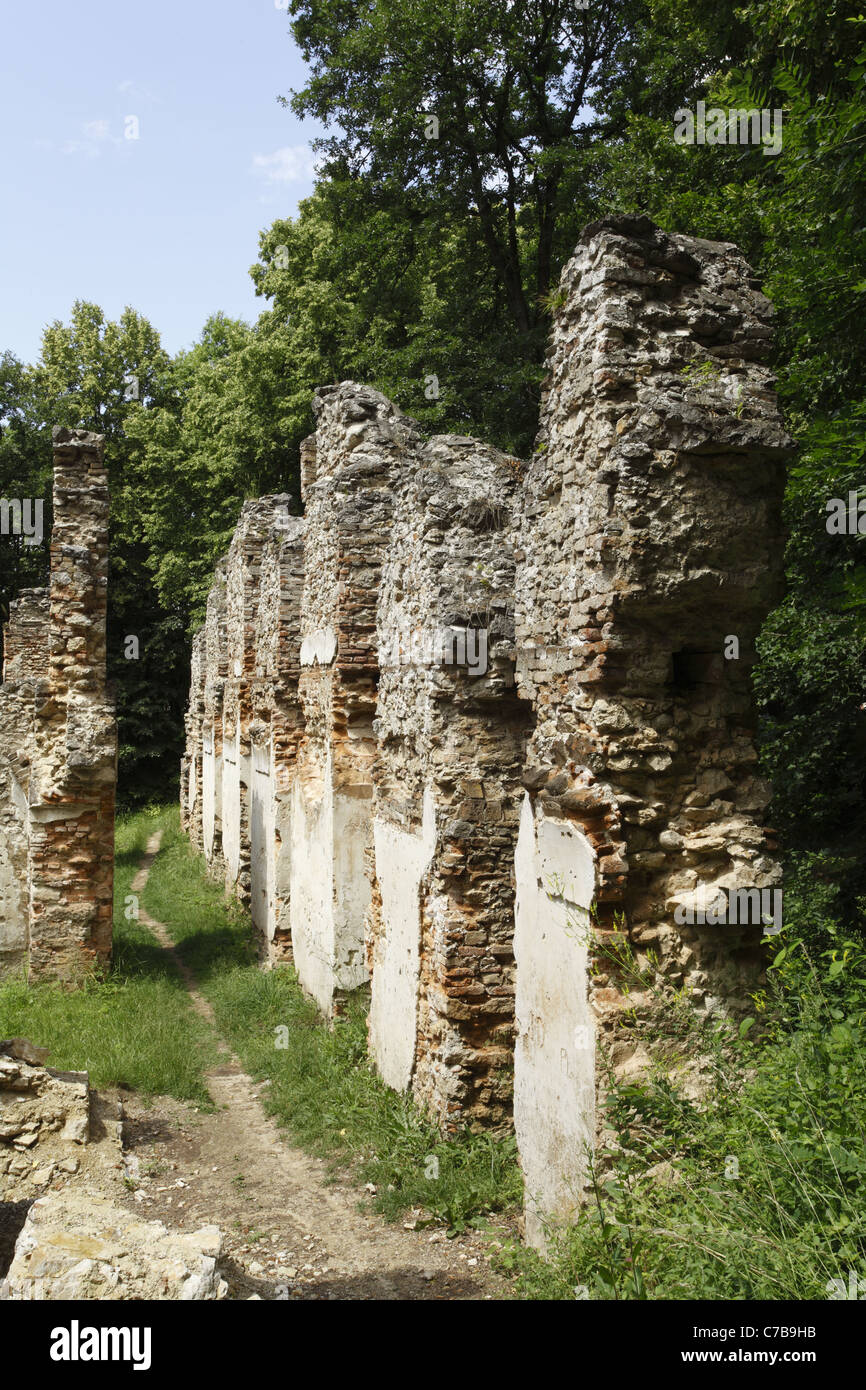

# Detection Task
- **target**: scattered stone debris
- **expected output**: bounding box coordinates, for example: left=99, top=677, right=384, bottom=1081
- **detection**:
left=0, top=1038, right=50, bottom=1065
left=0, top=1043, right=90, bottom=1201
left=1, top=1191, right=227, bottom=1300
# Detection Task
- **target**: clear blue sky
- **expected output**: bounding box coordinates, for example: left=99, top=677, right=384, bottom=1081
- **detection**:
left=0, top=0, right=321, bottom=364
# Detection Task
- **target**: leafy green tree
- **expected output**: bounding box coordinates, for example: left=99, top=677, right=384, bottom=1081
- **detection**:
left=126, top=313, right=302, bottom=628
left=0, top=352, right=52, bottom=645
left=280, top=0, right=655, bottom=428
left=738, top=0, right=866, bottom=103
left=252, top=183, right=542, bottom=455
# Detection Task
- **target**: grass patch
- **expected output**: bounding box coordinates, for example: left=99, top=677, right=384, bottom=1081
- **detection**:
left=0, top=805, right=217, bottom=1104
left=142, top=807, right=523, bottom=1230
left=497, top=918, right=866, bottom=1300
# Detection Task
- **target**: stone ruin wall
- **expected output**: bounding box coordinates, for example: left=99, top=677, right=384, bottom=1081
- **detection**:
left=365, top=409, right=528, bottom=1131
left=290, top=402, right=395, bottom=1015
left=250, top=504, right=304, bottom=960
left=0, top=428, right=117, bottom=983
left=181, top=217, right=791, bottom=1242
left=513, top=214, right=790, bottom=1240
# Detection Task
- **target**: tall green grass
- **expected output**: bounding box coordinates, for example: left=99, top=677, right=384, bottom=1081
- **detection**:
left=500, top=919, right=866, bottom=1299
left=0, top=806, right=217, bottom=1104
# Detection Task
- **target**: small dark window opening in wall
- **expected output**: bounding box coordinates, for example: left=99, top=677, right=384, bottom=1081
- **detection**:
left=671, top=647, right=724, bottom=690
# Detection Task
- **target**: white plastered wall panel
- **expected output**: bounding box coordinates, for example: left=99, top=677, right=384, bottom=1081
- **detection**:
left=514, top=794, right=596, bottom=1249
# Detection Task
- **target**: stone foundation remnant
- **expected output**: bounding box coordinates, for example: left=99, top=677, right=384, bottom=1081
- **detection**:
left=0, top=428, right=117, bottom=983
left=3, top=1194, right=227, bottom=1300
left=182, top=216, right=792, bottom=1244
left=0, top=1039, right=90, bottom=1203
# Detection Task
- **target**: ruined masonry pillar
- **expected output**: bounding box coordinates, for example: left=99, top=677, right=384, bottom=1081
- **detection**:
left=181, top=629, right=206, bottom=852
left=513, top=216, right=792, bottom=1246
left=27, top=427, right=117, bottom=982
left=368, top=429, right=529, bottom=1130
left=0, top=593, right=49, bottom=973
left=290, top=385, right=401, bottom=1016
left=250, top=507, right=304, bottom=963
left=201, top=563, right=228, bottom=873
left=221, top=502, right=277, bottom=905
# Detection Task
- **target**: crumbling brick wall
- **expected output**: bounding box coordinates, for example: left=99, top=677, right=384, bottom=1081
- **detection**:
left=0, top=676, right=35, bottom=975
left=182, top=217, right=790, bottom=1241
left=183, top=503, right=305, bottom=962
left=0, top=428, right=117, bottom=983
left=250, top=504, right=304, bottom=959
left=0, top=592, right=51, bottom=973
left=180, top=627, right=205, bottom=852
left=368, top=427, right=529, bottom=1131
left=199, top=560, right=228, bottom=873
left=2, top=590, right=50, bottom=683
left=289, top=386, right=402, bottom=1015
left=513, top=215, right=791, bottom=1242
left=221, top=500, right=284, bottom=906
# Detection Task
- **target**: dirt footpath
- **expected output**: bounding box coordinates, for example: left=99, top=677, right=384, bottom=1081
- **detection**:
left=117, top=834, right=515, bottom=1301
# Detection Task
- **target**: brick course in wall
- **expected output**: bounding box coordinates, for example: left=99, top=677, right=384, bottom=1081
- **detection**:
left=2, top=590, right=50, bottom=684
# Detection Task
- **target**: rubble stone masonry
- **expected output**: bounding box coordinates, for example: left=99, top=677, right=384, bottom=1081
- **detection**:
left=0, top=428, right=117, bottom=983
left=513, top=215, right=791, bottom=1242
left=367, top=413, right=528, bottom=1132
left=182, top=217, right=791, bottom=1243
